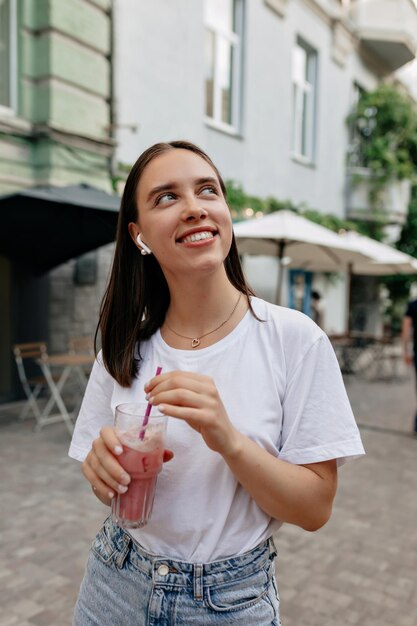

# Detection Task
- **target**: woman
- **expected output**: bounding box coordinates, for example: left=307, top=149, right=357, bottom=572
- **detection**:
left=69, top=140, right=365, bottom=625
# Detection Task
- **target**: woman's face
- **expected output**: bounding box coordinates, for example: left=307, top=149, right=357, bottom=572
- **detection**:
left=129, top=149, right=233, bottom=281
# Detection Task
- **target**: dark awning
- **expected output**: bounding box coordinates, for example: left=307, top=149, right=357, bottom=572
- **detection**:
left=0, top=183, right=120, bottom=274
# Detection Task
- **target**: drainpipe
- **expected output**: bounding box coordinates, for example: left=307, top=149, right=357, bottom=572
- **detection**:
left=108, top=0, right=118, bottom=188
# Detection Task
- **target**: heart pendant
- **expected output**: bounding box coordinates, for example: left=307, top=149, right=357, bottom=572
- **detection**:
left=191, top=338, right=200, bottom=348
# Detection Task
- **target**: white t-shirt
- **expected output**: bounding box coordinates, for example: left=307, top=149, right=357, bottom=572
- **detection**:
left=69, top=297, right=364, bottom=563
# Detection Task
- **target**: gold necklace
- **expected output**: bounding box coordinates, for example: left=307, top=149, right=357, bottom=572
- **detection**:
left=165, top=293, right=242, bottom=348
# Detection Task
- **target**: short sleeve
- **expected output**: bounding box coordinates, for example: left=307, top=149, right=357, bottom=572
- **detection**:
left=405, top=301, right=413, bottom=317
left=278, top=333, right=365, bottom=467
left=68, top=352, right=115, bottom=462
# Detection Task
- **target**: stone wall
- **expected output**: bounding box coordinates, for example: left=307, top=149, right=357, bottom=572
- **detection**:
left=48, top=243, right=114, bottom=353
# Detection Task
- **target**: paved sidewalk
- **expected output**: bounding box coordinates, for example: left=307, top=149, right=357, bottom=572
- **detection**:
left=0, top=372, right=416, bottom=625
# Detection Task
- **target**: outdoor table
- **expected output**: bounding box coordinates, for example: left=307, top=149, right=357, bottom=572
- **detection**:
left=36, top=353, right=95, bottom=434
left=363, top=336, right=404, bottom=381
left=330, top=334, right=365, bottom=374
left=330, top=333, right=399, bottom=379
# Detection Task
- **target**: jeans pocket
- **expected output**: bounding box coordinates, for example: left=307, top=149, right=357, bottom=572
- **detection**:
left=206, top=568, right=269, bottom=613
left=263, top=576, right=281, bottom=625
left=91, top=521, right=117, bottom=566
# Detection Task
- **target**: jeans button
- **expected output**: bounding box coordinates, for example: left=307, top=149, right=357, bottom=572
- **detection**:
left=157, top=564, right=169, bottom=576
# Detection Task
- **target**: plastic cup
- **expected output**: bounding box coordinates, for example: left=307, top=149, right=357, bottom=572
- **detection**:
left=111, top=402, right=167, bottom=529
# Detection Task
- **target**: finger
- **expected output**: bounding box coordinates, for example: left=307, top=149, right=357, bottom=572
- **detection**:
left=150, top=387, right=212, bottom=410
left=91, top=477, right=115, bottom=504
left=157, top=404, right=206, bottom=423
left=83, top=460, right=115, bottom=502
left=145, top=371, right=209, bottom=394
left=147, top=376, right=214, bottom=405
left=90, top=454, right=131, bottom=495
left=100, top=426, right=124, bottom=456
left=91, top=438, right=131, bottom=488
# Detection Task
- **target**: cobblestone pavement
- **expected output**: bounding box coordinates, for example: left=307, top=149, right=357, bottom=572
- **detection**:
left=1, top=371, right=417, bottom=626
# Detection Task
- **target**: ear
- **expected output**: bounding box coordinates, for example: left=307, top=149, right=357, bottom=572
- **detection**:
left=128, top=222, right=140, bottom=245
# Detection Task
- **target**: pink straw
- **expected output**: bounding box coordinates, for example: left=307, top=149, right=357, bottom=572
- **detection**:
left=139, top=366, right=162, bottom=440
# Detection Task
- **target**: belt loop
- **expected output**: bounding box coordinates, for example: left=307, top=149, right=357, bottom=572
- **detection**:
left=269, top=536, right=278, bottom=560
left=115, top=533, right=131, bottom=569
left=193, top=563, right=204, bottom=600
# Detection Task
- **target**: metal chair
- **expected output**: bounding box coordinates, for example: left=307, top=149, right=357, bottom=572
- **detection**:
left=12, top=342, right=51, bottom=425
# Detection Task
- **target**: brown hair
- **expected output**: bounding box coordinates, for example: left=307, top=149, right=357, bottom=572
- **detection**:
left=96, top=140, right=257, bottom=386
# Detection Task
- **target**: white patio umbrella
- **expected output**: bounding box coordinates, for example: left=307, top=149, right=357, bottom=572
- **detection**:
left=338, top=230, right=417, bottom=275
left=233, top=210, right=370, bottom=304
left=338, top=231, right=417, bottom=333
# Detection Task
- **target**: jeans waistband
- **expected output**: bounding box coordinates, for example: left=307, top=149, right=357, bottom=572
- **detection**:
left=103, top=516, right=277, bottom=589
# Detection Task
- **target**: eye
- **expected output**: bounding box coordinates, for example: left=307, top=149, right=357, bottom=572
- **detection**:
left=155, top=192, right=176, bottom=205
left=199, top=186, right=217, bottom=196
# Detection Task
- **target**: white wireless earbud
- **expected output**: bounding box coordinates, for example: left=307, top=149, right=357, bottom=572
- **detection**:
left=136, top=234, right=152, bottom=256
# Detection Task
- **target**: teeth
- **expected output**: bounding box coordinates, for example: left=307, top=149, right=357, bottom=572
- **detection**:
left=181, top=231, right=214, bottom=243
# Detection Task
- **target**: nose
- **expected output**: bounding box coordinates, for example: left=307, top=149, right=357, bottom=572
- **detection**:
left=181, top=203, right=208, bottom=222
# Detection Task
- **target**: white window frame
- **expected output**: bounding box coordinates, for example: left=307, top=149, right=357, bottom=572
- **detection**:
left=292, top=38, right=318, bottom=164
left=204, top=0, right=243, bottom=134
left=0, top=0, right=17, bottom=115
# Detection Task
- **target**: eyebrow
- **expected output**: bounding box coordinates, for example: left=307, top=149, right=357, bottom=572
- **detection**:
left=146, top=177, right=219, bottom=202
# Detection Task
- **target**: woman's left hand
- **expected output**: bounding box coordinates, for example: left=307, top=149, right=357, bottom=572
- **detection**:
left=144, top=371, right=241, bottom=457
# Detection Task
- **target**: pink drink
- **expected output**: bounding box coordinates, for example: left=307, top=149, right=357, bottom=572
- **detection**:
left=112, top=442, right=164, bottom=528
left=111, top=404, right=167, bottom=529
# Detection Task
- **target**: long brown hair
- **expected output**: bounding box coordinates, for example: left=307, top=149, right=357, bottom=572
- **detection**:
left=96, top=140, right=257, bottom=386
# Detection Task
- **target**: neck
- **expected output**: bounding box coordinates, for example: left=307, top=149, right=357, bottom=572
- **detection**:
left=166, top=272, right=239, bottom=332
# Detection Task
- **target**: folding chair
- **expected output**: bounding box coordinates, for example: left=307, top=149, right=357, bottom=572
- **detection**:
left=67, top=336, right=95, bottom=414
left=13, top=342, right=77, bottom=432
left=68, top=335, right=94, bottom=355
left=68, top=335, right=94, bottom=383
left=12, top=342, right=50, bottom=424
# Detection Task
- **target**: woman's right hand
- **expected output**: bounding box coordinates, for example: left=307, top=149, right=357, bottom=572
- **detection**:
left=82, top=426, right=130, bottom=506
left=81, top=427, right=174, bottom=506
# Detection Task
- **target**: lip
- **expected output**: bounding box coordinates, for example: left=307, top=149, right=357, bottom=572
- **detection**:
left=176, top=226, right=218, bottom=243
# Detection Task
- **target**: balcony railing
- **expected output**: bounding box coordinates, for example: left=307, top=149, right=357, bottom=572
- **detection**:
left=348, top=0, right=417, bottom=71
left=346, top=167, right=411, bottom=224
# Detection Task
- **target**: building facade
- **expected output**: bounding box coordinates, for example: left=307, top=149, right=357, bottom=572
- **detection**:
left=1, top=0, right=417, bottom=400
left=113, top=0, right=417, bottom=333
left=0, top=0, right=114, bottom=400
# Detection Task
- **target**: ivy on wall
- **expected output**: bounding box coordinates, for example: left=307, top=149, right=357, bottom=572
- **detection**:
left=347, top=84, right=417, bottom=185
left=384, top=187, right=417, bottom=328
left=225, top=179, right=384, bottom=239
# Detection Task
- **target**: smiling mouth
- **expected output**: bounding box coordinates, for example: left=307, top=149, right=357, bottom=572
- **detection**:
left=177, top=231, right=217, bottom=244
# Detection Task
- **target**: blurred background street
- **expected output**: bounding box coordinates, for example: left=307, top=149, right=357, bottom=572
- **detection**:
left=1, top=370, right=416, bottom=626
left=2, top=1, right=417, bottom=625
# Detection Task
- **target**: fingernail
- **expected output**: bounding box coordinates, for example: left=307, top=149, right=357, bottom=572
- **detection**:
left=158, top=404, right=166, bottom=413
left=145, top=392, right=150, bottom=400
left=114, top=445, right=123, bottom=455
left=120, top=473, right=130, bottom=485
left=108, top=491, right=115, bottom=499
left=118, top=484, right=128, bottom=494
left=148, top=396, right=154, bottom=405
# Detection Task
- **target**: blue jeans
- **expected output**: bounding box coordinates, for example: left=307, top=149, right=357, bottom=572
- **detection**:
left=73, top=516, right=281, bottom=625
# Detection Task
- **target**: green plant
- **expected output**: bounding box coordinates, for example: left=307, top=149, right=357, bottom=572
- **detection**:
left=347, top=84, right=417, bottom=208
left=225, top=180, right=366, bottom=235
left=380, top=186, right=417, bottom=332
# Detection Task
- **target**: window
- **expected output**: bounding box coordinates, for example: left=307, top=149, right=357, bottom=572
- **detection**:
left=204, top=0, right=243, bottom=132
left=292, top=38, right=318, bottom=162
left=0, top=0, right=17, bottom=112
